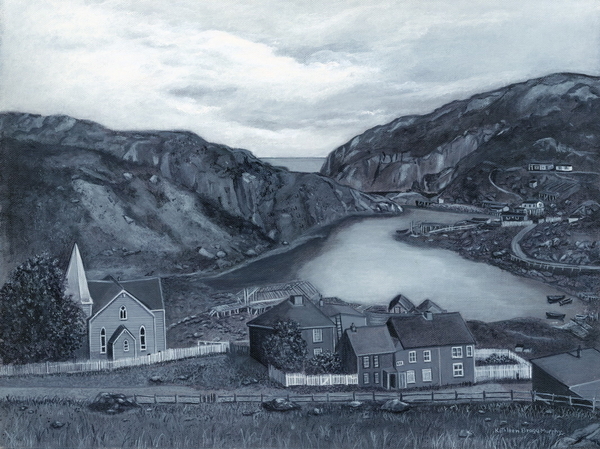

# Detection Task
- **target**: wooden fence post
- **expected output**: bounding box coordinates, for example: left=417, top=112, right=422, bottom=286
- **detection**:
left=431, top=391, right=435, bottom=402
left=234, top=393, right=237, bottom=403
left=569, top=396, right=573, bottom=406
left=326, top=393, right=330, bottom=403
left=482, top=391, right=486, bottom=401
left=531, top=391, right=535, bottom=403
left=154, top=394, right=157, bottom=404
left=594, top=397, right=596, bottom=412
left=510, top=390, right=514, bottom=401
left=134, top=394, right=137, bottom=403
left=372, top=391, right=375, bottom=402
left=175, top=395, right=178, bottom=404
left=353, top=391, right=356, bottom=401
left=455, top=391, right=458, bottom=401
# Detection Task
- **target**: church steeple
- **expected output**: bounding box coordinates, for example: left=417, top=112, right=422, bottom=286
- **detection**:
left=65, top=243, right=93, bottom=317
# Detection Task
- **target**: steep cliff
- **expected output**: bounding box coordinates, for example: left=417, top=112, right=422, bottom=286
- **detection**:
left=0, top=113, right=398, bottom=279
left=321, top=73, right=600, bottom=193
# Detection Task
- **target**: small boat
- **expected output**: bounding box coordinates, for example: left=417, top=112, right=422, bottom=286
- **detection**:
left=559, top=298, right=573, bottom=306
left=547, top=295, right=566, bottom=304
left=574, top=314, right=589, bottom=321
left=546, top=312, right=566, bottom=320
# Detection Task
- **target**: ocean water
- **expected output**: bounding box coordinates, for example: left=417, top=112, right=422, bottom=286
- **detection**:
left=261, top=157, right=326, bottom=173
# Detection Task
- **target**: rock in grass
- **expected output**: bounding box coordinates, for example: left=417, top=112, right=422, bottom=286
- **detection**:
left=149, top=376, right=163, bottom=383
left=381, top=399, right=410, bottom=413
left=458, top=430, right=473, bottom=438
left=347, top=401, right=363, bottom=408
left=261, top=398, right=301, bottom=412
left=89, top=392, right=139, bottom=415
left=50, top=421, right=65, bottom=429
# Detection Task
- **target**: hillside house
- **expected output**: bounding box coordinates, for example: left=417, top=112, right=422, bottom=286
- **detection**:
left=387, top=312, right=476, bottom=388
left=555, top=164, right=573, bottom=172
left=317, top=298, right=367, bottom=340
left=531, top=348, right=600, bottom=401
left=521, top=199, right=545, bottom=216
left=528, top=162, right=555, bottom=171
left=415, top=299, right=447, bottom=314
left=338, top=324, right=397, bottom=388
left=65, top=244, right=167, bottom=361
left=247, top=295, right=336, bottom=364
left=501, top=211, right=528, bottom=222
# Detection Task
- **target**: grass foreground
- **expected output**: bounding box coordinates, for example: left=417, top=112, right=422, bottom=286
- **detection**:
left=0, top=396, right=596, bottom=449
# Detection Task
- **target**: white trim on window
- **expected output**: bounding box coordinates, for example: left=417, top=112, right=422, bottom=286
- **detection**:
left=396, top=360, right=404, bottom=366
left=100, top=328, right=106, bottom=354
left=466, top=345, right=473, bottom=358
left=373, top=355, right=380, bottom=368
left=374, top=372, right=380, bottom=384
left=453, top=363, right=464, bottom=377
left=406, top=370, right=416, bottom=384
left=312, top=328, right=323, bottom=343
left=423, top=350, right=431, bottom=362
left=408, top=351, right=417, bottom=363
left=313, top=348, right=322, bottom=356
left=140, top=326, right=147, bottom=351
left=363, top=356, right=370, bottom=369
left=119, top=305, right=127, bottom=320
left=363, top=372, right=369, bottom=384
left=123, top=339, right=130, bottom=352
left=422, top=368, right=432, bottom=382
left=452, top=347, right=463, bottom=358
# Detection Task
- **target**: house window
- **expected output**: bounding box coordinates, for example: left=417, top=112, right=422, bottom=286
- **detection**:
left=408, top=351, right=417, bottom=363
left=100, top=328, right=106, bottom=354
left=140, top=326, right=146, bottom=351
left=363, top=356, right=370, bottom=369
left=312, top=328, right=323, bottom=343
left=119, top=305, right=127, bottom=320
left=466, top=346, right=473, bottom=357
left=374, top=372, right=380, bottom=384
left=313, top=348, right=322, bottom=356
left=453, top=363, right=464, bottom=377
left=422, top=369, right=432, bottom=382
left=123, top=340, right=129, bottom=352
left=406, top=370, right=416, bottom=384
left=363, top=373, right=369, bottom=384
left=423, top=350, right=431, bottom=362
left=452, top=347, right=463, bottom=358
left=373, top=355, right=380, bottom=368
left=396, top=360, right=404, bottom=366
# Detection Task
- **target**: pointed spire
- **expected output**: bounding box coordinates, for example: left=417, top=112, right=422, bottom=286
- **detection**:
left=65, top=243, right=93, bottom=305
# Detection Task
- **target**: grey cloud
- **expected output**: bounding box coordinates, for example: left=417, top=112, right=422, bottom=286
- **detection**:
left=168, top=86, right=238, bottom=100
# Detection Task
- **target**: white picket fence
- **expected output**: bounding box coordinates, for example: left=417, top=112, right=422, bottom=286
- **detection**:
left=268, top=365, right=358, bottom=387
left=0, top=341, right=229, bottom=377
left=474, top=348, right=532, bottom=382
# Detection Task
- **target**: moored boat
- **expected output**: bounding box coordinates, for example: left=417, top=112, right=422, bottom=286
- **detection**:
left=546, top=312, right=566, bottom=320
left=559, top=298, right=573, bottom=306
left=547, top=295, right=566, bottom=304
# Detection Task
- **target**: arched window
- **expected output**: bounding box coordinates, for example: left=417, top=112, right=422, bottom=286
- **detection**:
left=100, top=328, right=106, bottom=354
left=123, top=339, right=129, bottom=352
left=139, top=326, right=146, bottom=351
left=119, top=305, right=127, bottom=320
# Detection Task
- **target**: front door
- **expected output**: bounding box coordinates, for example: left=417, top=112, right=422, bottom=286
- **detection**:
left=398, top=372, right=407, bottom=389
left=389, top=373, right=397, bottom=389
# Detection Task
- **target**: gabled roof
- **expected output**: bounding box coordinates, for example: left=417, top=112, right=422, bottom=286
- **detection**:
left=87, top=276, right=164, bottom=315
left=531, top=348, right=600, bottom=387
left=387, top=312, right=475, bottom=349
left=247, top=296, right=335, bottom=329
left=388, top=294, right=415, bottom=312
left=108, top=325, right=136, bottom=345
left=415, top=299, right=447, bottom=314
left=344, top=326, right=396, bottom=356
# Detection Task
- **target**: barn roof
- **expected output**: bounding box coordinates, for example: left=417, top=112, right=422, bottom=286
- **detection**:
left=88, top=276, right=164, bottom=315
left=531, top=348, right=600, bottom=388
left=246, top=295, right=335, bottom=329
left=344, top=326, right=396, bottom=356
left=387, top=312, right=475, bottom=349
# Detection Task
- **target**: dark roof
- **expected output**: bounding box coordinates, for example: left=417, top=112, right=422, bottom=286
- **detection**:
left=345, top=326, right=396, bottom=356
left=531, top=349, right=600, bottom=387
left=415, top=299, right=447, bottom=314
left=107, top=325, right=136, bottom=345
left=387, top=312, right=475, bottom=349
left=388, top=294, right=416, bottom=312
left=319, top=303, right=365, bottom=318
left=88, top=276, right=164, bottom=315
left=247, top=296, right=335, bottom=329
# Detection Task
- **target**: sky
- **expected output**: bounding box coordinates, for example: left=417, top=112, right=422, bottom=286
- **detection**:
left=1, top=1, right=599, bottom=157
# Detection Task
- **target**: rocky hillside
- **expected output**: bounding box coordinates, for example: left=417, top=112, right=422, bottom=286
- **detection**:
left=321, top=73, right=600, bottom=194
left=0, top=113, right=398, bottom=281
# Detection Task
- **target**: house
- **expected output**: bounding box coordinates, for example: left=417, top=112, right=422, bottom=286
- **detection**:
left=531, top=348, right=600, bottom=402
left=555, top=164, right=573, bottom=172
left=528, top=179, right=539, bottom=189
left=482, top=201, right=510, bottom=215
left=415, top=299, right=447, bottom=314
left=528, top=162, right=555, bottom=171
left=500, top=211, right=528, bottom=222
left=338, top=325, right=397, bottom=388
left=387, top=312, right=476, bottom=388
left=247, top=294, right=336, bottom=364
left=521, top=199, right=545, bottom=216
left=65, top=244, right=167, bottom=361
left=317, top=298, right=367, bottom=340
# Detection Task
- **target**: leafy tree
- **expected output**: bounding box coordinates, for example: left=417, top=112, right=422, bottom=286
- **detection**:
left=262, top=319, right=307, bottom=372
left=305, top=351, right=342, bottom=375
left=0, top=254, right=86, bottom=364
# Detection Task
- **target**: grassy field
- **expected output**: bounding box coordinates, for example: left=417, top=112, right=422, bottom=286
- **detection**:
left=0, top=396, right=594, bottom=449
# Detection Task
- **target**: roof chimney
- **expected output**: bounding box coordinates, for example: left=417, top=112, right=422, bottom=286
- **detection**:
left=319, top=298, right=324, bottom=307
left=423, top=311, right=433, bottom=321
left=290, top=295, right=304, bottom=306
left=350, top=323, right=357, bottom=333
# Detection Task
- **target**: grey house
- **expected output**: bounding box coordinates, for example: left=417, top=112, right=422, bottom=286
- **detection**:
left=387, top=312, right=476, bottom=389
left=247, top=294, right=337, bottom=364
left=531, top=348, right=600, bottom=401
left=338, top=325, right=396, bottom=388
left=317, top=298, right=367, bottom=340
left=65, top=244, right=167, bottom=361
